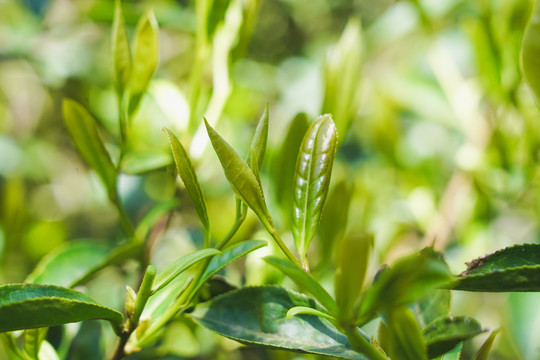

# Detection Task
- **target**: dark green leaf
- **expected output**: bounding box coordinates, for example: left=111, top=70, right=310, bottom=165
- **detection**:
left=112, top=0, right=132, bottom=95
left=451, top=244, right=540, bottom=292
left=292, top=114, right=338, bottom=267
left=416, top=290, right=451, bottom=328
left=62, top=99, right=117, bottom=197
left=164, top=128, right=209, bottom=233
left=152, top=248, right=221, bottom=293
left=204, top=119, right=273, bottom=229
left=423, top=316, right=483, bottom=359
left=25, top=242, right=110, bottom=288
left=0, top=284, right=123, bottom=334
left=521, top=0, right=540, bottom=103
left=358, top=248, right=453, bottom=324
left=263, top=256, right=338, bottom=316
left=385, top=306, right=427, bottom=360
left=190, top=286, right=369, bottom=360
left=129, top=10, right=159, bottom=116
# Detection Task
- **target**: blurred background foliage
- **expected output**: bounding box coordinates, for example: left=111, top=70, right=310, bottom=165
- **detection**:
left=1, top=0, right=540, bottom=359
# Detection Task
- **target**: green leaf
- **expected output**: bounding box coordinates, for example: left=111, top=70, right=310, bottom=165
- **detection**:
left=385, top=306, right=427, bottom=360
left=25, top=242, right=110, bottom=287
left=263, top=256, right=339, bottom=317
left=190, top=286, right=369, bottom=360
left=129, top=9, right=159, bottom=116
left=152, top=248, right=221, bottom=293
left=472, top=329, right=500, bottom=360
left=451, top=244, right=540, bottom=292
left=292, top=114, right=338, bottom=268
left=62, top=99, right=117, bottom=197
left=206, top=0, right=231, bottom=39
left=112, top=0, right=132, bottom=96
left=197, top=240, right=267, bottom=289
left=134, top=199, right=179, bottom=243
left=0, top=284, right=123, bottom=334
left=271, top=113, right=310, bottom=219
left=164, top=128, right=210, bottom=235
left=521, top=0, right=540, bottom=103
left=416, top=290, right=451, bottom=328
left=23, top=328, right=47, bottom=359
left=322, top=17, right=363, bottom=136
left=335, top=233, right=372, bottom=321
left=358, top=248, right=453, bottom=324
left=286, top=306, right=335, bottom=324
left=247, top=104, right=269, bottom=182
left=423, top=316, right=484, bottom=359
left=204, top=119, right=273, bottom=229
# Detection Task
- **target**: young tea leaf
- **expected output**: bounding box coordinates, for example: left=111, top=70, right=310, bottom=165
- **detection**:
left=263, top=256, right=339, bottom=317
left=190, top=286, right=370, bottom=360
left=423, top=316, right=483, bottom=359
left=385, top=306, right=428, bottom=360
left=152, top=248, right=221, bottom=293
left=292, top=114, right=338, bottom=268
left=472, top=329, right=500, bottom=360
left=164, top=128, right=210, bottom=235
left=129, top=9, right=159, bottom=116
left=247, top=103, right=269, bottom=182
left=62, top=99, right=117, bottom=198
left=112, top=0, right=132, bottom=96
left=0, top=284, right=123, bottom=334
left=451, top=244, right=540, bottom=292
left=204, top=119, right=273, bottom=229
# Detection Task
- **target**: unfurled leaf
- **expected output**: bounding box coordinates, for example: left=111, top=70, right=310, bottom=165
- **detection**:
left=129, top=9, right=159, bottom=116
left=292, top=114, right=338, bottom=268
left=286, top=306, right=335, bottom=323
left=190, top=286, right=369, bottom=360
left=62, top=99, right=117, bottom=197
left=521, top=0, right=540, bottom=103
left=335, top=233, right=372, bottom=321
left=423, top=316, right=483, bottom=358
left=358, top=248, right=453, bottom=325
left=204, top=119, right=273, bottom=229
left=112, top=0, right=132, bottom=96
left=0, top=284, right=123, bottom=334
left=263, top=256, right=338, bottom=316
left=23, top=328, right=48, bottom=359
left=472, top=329, right=500, bottom=360
left=385, top=306, right=427, bottom=360
left=164, top=129, right=209, bottom=234
left=152, top=248, right=221, bottom=293
left=451, top=244, right=540, bottom=292
left=197, top=240, right=267, bottom=290
left=25, top=242, right=110, bottom=287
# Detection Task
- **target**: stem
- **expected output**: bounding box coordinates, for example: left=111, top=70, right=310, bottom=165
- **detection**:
left=342, top=324, right=387, bottom=360
left=266, top=224, right=304, bottom=270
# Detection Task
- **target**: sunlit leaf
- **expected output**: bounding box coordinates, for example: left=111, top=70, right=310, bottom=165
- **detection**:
left=385, top=306, right=427, bottom=360
left=191, top=286, right=369, bottom=360
left=204, top=119, right=273, bottom=229
left=62, top=99, right=117, bottom=197
left=0, top=284, right=123, bottom=334
left=247, top=103, right=269, bottom=182
left=472, top=329, right=500, bottom=360
left=292, top=114, right=338, bottom=268
left=152, top=248, right=221, bottom=293
left=25, top=242, right=110, bottom=287
left=129, top=9, right=159, bottom=116
left=164, top=128, right=210, bottom=234
left=112, top=0, right=132, bottom=96
left=423, top=316, right=483, bottom=358
left=451, top=244, right=540, bottom=292
left=263, top=256, right=338, bottom=316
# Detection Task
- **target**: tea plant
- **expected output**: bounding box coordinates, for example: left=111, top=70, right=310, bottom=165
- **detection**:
left=2, top=0, right=540, bottom=359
